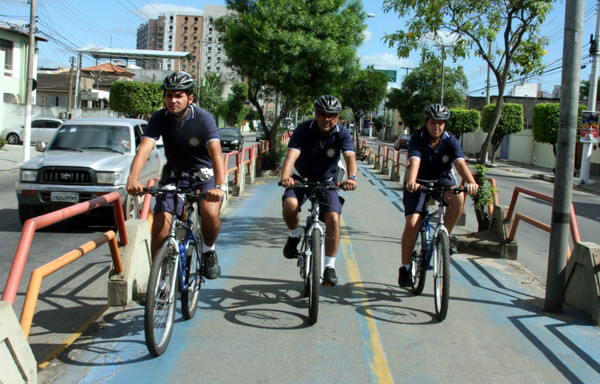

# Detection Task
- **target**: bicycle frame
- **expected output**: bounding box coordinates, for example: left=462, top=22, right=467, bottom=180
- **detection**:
left=298, top=194, right=325, bottom=281
left=419, top=195, right=448, bottom=272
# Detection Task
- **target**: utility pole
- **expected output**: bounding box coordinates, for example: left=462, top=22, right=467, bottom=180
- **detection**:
left=440, top=45, right=445, bottom=104
left=22, top=0, right=37, bottom=162
left=67, top=56, right=74, bottom=118
left=486, top=43, right=491, bottom=105
left=581, top=0, right=600, bottom=183
left=74, top=51, right=82, bottom=110
left=545, top=0, right=584, bottom=313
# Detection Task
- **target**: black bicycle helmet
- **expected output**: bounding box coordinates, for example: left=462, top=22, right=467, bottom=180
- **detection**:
left=161, top=71, right=195, bottom=91
left=424, top=103, right=451, bottom=121
left=314, top=95, right=343, bottom=114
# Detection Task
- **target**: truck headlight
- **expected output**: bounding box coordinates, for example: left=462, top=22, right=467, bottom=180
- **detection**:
left=97, top=171, right=123, bottom=185
left=20, top=170, right=37, bottom=182
left=231, top=140, right=239, bottom=144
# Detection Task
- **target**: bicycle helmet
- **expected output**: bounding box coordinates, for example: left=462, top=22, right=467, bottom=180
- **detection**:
left=424, top=103, right=451, bottom=121
left=161, top=71, right=195, bottom=92
left=314, top=95, right=343, bottom=114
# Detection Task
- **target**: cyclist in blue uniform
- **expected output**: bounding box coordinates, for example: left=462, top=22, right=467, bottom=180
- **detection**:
left=280, top=95, right=357, bottom=287
left=398, top=103, right=479, bottom=287
left=127, top=71, right=225, bottom=280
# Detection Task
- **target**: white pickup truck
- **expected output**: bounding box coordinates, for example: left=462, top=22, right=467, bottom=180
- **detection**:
left=15, top=118, right=163, bottom=224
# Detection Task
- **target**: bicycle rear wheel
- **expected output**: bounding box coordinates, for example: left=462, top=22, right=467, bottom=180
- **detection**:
left=308, top=228, right=322, bottom=325
left=181, top=232, right=202, bottom=320
left=145, top=245, right=178, bottom=357
left=433, top=231, right=450, bottom=321
left=411, top=230, right=427, bottom=295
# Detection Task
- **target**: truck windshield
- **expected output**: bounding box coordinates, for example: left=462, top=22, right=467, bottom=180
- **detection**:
left=48, top=125, right=130, bottom=153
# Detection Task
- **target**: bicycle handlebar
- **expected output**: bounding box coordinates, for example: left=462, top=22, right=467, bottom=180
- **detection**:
left=418, top=185, right=468, bottom=194
left=137, top=186, right=207, bottom=200
left=278, top=181, right=339, bottom=190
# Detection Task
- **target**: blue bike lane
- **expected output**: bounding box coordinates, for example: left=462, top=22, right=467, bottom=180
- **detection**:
left=40, top=163, right=600, bottom=383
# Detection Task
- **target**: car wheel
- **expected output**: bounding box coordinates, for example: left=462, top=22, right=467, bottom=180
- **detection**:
left=7, top=133, right=20, bottom=145
left=122, top=194, right=140, bottom=221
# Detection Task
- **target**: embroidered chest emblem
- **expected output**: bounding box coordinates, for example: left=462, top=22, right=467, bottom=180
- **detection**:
left=442, top=155, right=450, bottom=164
left=326, top=148, right=336, bottom=158
left=188, top=137, right=200, bottom=147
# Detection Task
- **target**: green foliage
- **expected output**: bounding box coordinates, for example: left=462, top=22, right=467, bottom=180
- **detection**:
left=382, top=0, right=555, bottom=162
left=196, top=72, right=225, bottom=117
left=385, top=55, right=467, bottom=131
left=260, top=142, right=288, bottom=171
left=217, top=0, right=366, bottom=147
left=447, top=108, right=480, bottom=140
left=471, top=164, right=498, bottom=210
left=481, top=103, right=523, bottom=159
left=0, top=138, right=7, bottom=150
left=109, top=81, right=162, bottom=117
left=339, top=66, right=388, bottom=127
left=579, top=79, right=600, bottom=101
left=220, top=83, right=250, bottom=126
left=532, top=103, right=586, bottom=156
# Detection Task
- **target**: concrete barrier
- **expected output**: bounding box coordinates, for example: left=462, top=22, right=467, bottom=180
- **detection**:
left=0, top=301, right=37, bottom=384
left=565, top=242, right=600, bottom=325
left=107, top=219, right=151, bottom=306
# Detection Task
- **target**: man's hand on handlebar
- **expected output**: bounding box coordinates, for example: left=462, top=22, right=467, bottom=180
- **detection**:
left=405, top=180, right=420, bottom=193
left=464, top=182, right=479, bottom=196
left=205, top=187, right=225, bottom=202
left=126, top=179, right=144, bottom=195
left=341, top=178, right=356, bottom=191
left=280, top=176, right=296, bottom=188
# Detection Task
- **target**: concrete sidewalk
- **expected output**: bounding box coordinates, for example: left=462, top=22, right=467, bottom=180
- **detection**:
left=0, top=143, right=30, bottom=173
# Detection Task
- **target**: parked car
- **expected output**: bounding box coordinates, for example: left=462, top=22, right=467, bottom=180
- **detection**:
left=256, top=126, right=267, bottom=141
left=15, top=118, right=162, bottom=224
left=1, top=118, right=64, bottom=145
left=394, top=134, right=412, bottom=150
left=219, top=127, right=244, bottom=152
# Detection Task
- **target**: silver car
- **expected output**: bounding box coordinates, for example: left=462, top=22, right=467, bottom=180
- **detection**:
left=1, top=118, right=64, bottom=145
left=15, top=118, right=163, bottom=224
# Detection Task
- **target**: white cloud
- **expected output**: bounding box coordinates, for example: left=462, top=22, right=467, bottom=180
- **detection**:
left=359, top=53, right=413, bottom=68
left=138, top=4, right=204, bottom=19
left=363, top=29, right=372, bottom=43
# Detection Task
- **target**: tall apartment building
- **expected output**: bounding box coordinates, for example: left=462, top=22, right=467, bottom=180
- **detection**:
left=136, top=5, right=238, bottom=84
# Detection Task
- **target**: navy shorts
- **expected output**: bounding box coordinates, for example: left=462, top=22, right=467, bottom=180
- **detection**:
left=154, top=177, right=215, bottom=216
left=403, top=176, right=456, bottom=216
left=282, top=186, right=344, bottom=215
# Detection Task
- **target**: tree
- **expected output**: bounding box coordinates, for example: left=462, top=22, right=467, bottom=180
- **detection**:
left=481, top=103, right=523, bottom=162
left=532, top=103, right=586, bottom=157
left=383, top=0, right=554, bottom=164
left=580, top=79, right=600, bottom=102
left=339, top=66, right=388, bottom=149
left=447, top=108, right=480, bottom=141
left=219, top=83, right=250, bottom=127
left=109, top=81, right=162, bottom=118
left=217, top=0, right=365, bottom=151
left=196, top=72, right=225, bottom=119
left=385, top=54, right=467, bottom=132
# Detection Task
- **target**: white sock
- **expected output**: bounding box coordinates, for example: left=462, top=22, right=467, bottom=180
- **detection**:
left=289, top=227, right=300, bottom=238
left=325, top=256, right=336, bottom=268
left=401, top=264, right=410, bottom=270
left=202, top=242, right=215, bottom=253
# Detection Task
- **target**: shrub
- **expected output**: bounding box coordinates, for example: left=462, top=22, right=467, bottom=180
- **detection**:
left=481, top=103, right=524, bottom=161
left=532, top=103, right=586, bottom=157
left=447, top=108, right=480, bottom=140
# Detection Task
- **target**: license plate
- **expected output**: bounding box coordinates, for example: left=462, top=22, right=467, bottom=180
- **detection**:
left=51, top=192, right=79, bottom=203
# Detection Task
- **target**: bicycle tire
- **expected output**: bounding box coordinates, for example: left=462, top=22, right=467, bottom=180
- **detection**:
left=433, top=230, right=450, bottom=321
left=144, top=245, right=178, bottom=357
left=308, top=228, right=321, bottom=325
left=411, top=230, right=427, bottom=295
left=181, top=232, right=202, bottom=320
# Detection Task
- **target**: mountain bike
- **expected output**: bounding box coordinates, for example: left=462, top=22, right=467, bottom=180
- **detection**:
left=410, top=181, right=467, bottom=321
left=281, top=181, right=338, bottom=325
left=139, top=179, right=206, bottom=357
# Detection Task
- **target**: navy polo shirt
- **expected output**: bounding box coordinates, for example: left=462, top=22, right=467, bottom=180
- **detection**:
left=288, top=120, right=355, bottom=181
left=144, top=106, right=219, bottom=172
left=407, top=130, right=464, bottom=181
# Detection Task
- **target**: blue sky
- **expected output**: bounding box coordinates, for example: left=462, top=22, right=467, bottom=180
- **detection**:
left=2, top=0, right=597, bottom=96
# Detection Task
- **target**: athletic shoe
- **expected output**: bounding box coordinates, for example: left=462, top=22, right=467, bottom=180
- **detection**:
left=449, top=236, right=458, bottom=255
left=398, top=266, right=411, bottom=287
left=202, top=250, right=221, bottom=279
left=322, top=267, right=338, bottom=287
left=283, top=236, right=301, bottom=259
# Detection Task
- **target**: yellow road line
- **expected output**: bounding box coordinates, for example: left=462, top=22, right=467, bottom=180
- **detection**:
left=37, top=304, right=109, bottom=371
left=340, top=216, right=394, bottom=384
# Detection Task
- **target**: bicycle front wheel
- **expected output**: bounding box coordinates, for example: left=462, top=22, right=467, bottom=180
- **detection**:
left=181, top=232, right=202, bottom=320
left=145, top=245, right=178, bottom=357
left=411, top=230, right=427, bottom=295
left=308, top=228, right=322, bottom=325
left=433, top=231, right=450, bottom=321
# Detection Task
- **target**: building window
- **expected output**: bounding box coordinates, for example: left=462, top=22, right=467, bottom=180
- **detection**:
left=195, top=17, right=199, bottom=22
left=0, top=38, right=13, bottom=75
